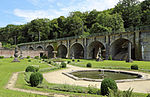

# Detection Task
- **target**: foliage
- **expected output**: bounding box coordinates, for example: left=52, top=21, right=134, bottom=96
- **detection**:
left=45, top=84, right=100, bottom=95
left=77, top=60, right=80, bottom=62
left=61, top=62, right=67, bottom=68
left=147, top=94, right=150, bottom=97
left=101, top=78, right=118, bottom=95
left=41, top=54, right=47, bottom=59
left=0, top=58, right=50, bottom=97
left=0, top=56, right=4, bottom=59
left=67, top=61, right=71, bottom=64
left=26, top=56, right=30, bottom=59
left=108, top=55, right=112, bottom=60
left=34, top=56, right=39, bottom=59
left=28, top=59, right=31, bottom=62
left=108, top=88, right=134, bottom=97
left=131, top=64, right=138, bottom=70
left=0, top=0, right=150, bottom=44
left=25, top=65, right=39, bottom=72
left=24, top=72, right=32, bottom=84
left=29, top=72, right=43, bottom=87
left=86, top=63, right=92, bottom=67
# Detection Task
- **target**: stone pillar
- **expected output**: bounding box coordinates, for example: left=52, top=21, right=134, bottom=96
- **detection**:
left=105, top=35, right=110, bottom=60
left=134, top=31, right=142, bottom=60
left=126, top=42, right=133, bottom=62
left=84, top=38, right=88, bottom=59
left=66, top=40, right=70, bottom=58
left=84, top=46, right=87, bottom=59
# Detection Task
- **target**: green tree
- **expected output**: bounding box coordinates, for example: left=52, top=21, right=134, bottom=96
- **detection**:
left=113, top=0, right=141, bottom=28
left=140, top=0, right=150, bottom=25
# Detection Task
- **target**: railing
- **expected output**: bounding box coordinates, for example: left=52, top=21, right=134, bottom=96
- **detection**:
left=18, top=25, right=150, bottom=46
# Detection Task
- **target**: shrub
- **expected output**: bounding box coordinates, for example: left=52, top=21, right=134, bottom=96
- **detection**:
left=108, top=88, right=134, bottom=97
left=86, top=63, right=92, bottom=67
left=77, top=60, right=80, bottom=62
left=10, top=56, right=13, bottom=58
left=67, top=61, right=71, bottom=64
left=34, top=56, right=39, bottom=59
left=24, top=72, right=32, bottom=84
left=41, top=54, right=47, bottom=59
left=61, top=62, right=67, bottom=68
left=25, top=66, right=39, bottom=72
left=30, top=72, right=43, bottom=87
left=147, top=94, right=150, bottom=97
left=0, top=56, right=4, bottom=59
left=27, top=56, right=30, bottom=59
left=131, top=64, right=138, bottom=70
left=101, top=78, right=118, bottom=96
left=72, top=59, right=75, bottom=62
left=88, top=85, right=99, bottom=94
left=48, top=61, right=51, bottom=64
left=36, top=72, right=43, bottom=84
left=108, top=55, right=112, bottom=60
left=28, top=60, right=31, bottom=62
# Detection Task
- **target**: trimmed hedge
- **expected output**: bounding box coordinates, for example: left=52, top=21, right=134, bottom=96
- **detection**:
left=0, top=56, right=4, bottom=59
left=131, top=64, right=138, bottom=70
left=34, top=56, right=39, bottom=59
left=25, top=66, right=39, bottom=72
left=86, top=63, right=92, bottom=67
left=27, top=56, right=30, bottom=59
left=61, top=62, right=67, bottom=68
left=30, top=72, right=43, bottom=87
left=101, top=78, right=118, bottom=95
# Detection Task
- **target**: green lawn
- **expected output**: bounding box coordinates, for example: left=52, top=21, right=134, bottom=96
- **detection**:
left=64, top=59, right=150, bottom=70
left=0, top=58, right=49, bottom=97
left=0, top=58, right=149, bottom=97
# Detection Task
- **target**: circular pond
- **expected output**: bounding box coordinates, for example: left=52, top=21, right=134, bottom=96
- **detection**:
left=62, top=69, right=144, bottom=82
left=70, top=70, right=142, bottom=80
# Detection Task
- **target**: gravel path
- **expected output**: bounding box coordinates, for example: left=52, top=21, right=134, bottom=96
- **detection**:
left=44, top=65, right=150, bottom=93
left=5, top=72, right=69, bottom=97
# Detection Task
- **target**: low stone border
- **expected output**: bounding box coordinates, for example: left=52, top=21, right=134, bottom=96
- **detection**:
left=62, top=69, right=150, bottom=83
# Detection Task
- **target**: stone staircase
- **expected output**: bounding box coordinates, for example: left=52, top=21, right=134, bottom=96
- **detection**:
left=113, top=51, right=128, bottom=60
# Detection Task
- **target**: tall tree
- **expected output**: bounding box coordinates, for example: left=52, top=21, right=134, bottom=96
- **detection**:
left=113, top=0, right=141, bottom=28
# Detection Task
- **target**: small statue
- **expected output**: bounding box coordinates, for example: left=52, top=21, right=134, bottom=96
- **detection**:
left=19, top=50, right=24, bottom=59
left=12, top=47, right=20, bottom=62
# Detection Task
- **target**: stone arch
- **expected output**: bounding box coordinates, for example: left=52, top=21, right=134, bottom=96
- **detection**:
left=36, top=46, right=43, bottom=50
left=70, top=43, right=84, bottom=59
left=87, top=41, right=105, bottom=59
left=57, top=45, right=67, bottom=58
left=46, top=45, right=54, bottom=58
left=29, top=46, right=34, bottom=50
left=110, top=38, right=135, bottom=60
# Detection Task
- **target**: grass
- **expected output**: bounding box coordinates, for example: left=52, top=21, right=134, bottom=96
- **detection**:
left=16, top=71, right=104, bottom=97
left=63, top=59, right=150, bottom=70
left=0, top=58, right=149, bottom=97
left=0, top=58, right=50, bottom=97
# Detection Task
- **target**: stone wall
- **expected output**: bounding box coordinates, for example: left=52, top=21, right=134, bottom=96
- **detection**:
left=0, top=49, right=47, bottom=58
left=141, top=31, right=150, bottom=61
left=0, top=49, right=14, bottom=57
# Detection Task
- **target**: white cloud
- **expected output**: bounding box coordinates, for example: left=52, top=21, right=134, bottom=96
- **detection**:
left=14, top=9, right=64, bottom=22
left=15, top=0, right=144, bottom=24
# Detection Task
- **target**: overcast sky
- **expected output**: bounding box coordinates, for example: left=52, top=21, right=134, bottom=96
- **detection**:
left=0, top=0, right=144, bottom=27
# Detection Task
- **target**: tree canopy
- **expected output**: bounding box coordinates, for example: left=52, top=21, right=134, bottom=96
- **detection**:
left=0, top=0, right=149, bottom=46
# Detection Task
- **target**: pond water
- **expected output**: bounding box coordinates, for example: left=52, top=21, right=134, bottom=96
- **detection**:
left=70, top=70, right=141, bottom=80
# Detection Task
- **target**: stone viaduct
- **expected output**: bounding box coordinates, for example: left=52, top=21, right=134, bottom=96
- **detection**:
left=18, top=26, right=150, bottom=61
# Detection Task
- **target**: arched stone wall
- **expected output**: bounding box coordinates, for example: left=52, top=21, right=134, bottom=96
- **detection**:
left=87, top=41, right=105, bottom=59
left=110, top=38, right=135, bottom=60
left=70, top=43, right=84, bottom=59
left=57, top=45, right=67, bottom=58
left=36, top=46, right=44, bottom=50
left=29, top=46, right=34, bottom=50
left=46, top=45, right=54, bottom=58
